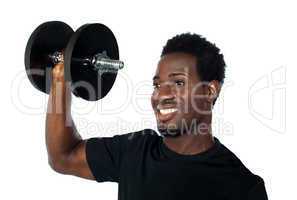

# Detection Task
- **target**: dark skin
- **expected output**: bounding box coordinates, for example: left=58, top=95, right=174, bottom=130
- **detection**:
left=46, top=52, right=221, bottom=179
left=46, top=62, right=94, bottom=179
left=151, top=52, right=221, bottom=155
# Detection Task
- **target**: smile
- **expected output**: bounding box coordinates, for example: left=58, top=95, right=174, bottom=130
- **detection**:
left=156, top=107, right=178, bottom=123
left=159, top=108, right=178, bottom=115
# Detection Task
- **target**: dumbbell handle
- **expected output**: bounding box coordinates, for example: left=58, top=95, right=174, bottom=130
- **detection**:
left=49, top=51, right=124, bottom=75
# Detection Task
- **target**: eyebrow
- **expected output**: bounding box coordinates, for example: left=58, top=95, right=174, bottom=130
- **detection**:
left=152, top=72, right=187, bottom=80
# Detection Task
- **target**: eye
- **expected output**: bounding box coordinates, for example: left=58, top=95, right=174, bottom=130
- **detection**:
left=175, top=80, right=185, bottom=87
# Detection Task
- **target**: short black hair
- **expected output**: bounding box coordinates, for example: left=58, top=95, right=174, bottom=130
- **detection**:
left=161, top=33, right=226, bottom=85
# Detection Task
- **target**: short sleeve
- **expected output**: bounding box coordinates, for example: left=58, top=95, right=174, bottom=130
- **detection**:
left=247, top=178, right=268, bottom=200
left=85, top=133, right=129, bottom=183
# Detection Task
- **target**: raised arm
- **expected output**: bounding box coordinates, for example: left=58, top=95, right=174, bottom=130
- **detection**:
left=45, top=62, right=94, bottom=180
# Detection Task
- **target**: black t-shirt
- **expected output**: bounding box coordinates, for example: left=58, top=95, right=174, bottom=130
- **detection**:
left=86, top=129, right=268, bottom=200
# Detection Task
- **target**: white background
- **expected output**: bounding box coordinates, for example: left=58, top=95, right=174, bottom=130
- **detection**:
left=1, top=0, right=296, bottom=199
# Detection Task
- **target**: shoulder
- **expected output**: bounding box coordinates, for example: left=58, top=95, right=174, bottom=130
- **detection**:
left=215, top=139, right=267, bottom=197
left=123, top=128, right=161, bottom=145
left=116, top=129, right=160, bottom=155
left=103, top=129, right=160, bottom=148
left=214, top=139, right=253, bottom=173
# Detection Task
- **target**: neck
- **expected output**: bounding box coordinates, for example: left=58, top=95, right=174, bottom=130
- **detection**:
left=163, top=117, right=214, bottom=155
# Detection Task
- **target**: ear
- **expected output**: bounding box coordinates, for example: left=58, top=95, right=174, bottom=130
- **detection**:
left=206, top=80, right=221, bottom=104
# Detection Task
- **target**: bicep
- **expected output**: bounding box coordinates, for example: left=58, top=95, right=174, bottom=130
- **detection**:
left=65, top=140, right=95, bottom=180
left=84, top=136, right=124, bottom=182
left=64, top=134, right=129, bottom=182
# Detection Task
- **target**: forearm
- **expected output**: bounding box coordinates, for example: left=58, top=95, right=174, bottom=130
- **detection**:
left=45, top=70, right=82, bottom=171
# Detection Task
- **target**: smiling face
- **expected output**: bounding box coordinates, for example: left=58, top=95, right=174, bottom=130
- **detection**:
left=151, top=52, right=214, bottom=137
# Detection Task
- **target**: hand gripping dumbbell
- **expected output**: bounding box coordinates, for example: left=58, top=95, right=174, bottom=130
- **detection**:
left=25, top=21, right=124, bottom=101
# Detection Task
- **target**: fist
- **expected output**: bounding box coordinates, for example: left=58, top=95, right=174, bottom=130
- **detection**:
left=52, top=63, right=65, bottom=82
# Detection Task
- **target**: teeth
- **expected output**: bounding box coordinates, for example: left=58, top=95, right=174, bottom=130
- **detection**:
left=159, top=108, right=178, bottom=115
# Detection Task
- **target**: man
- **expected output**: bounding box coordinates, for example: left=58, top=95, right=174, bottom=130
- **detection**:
left=46, top=33, right=268, bottom=199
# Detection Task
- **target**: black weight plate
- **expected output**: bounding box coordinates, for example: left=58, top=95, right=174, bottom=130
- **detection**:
left=25, top=21, right=74, bottom=94
left=64, top=23, right=119, bottom=101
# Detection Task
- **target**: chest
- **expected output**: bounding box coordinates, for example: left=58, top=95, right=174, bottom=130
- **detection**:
left=120, top=161, right=231, bottom=200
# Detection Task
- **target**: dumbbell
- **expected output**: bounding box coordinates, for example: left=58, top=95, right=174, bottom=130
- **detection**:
left=25, top=21, right=124, bottom=101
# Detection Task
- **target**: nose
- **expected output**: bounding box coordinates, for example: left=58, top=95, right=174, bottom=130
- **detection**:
left=155, top=84, right=176, bottom=104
